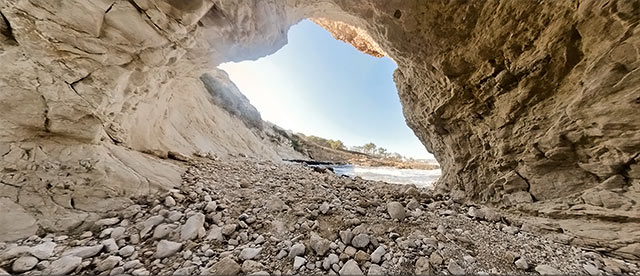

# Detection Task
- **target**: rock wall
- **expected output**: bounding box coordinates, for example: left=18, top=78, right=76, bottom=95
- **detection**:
left=0, top=0, right=303, bottom=240
left=1, top=0, right=639, bottom=255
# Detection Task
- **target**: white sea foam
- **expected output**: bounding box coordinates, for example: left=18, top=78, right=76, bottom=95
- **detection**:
left=332, top=165, right=440, bottom=188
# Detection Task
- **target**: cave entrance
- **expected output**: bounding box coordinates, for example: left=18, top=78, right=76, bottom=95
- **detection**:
left=217, top=19, right=440, bottom=188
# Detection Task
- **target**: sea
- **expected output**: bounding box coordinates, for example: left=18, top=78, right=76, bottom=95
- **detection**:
left=330, top=164, right=441, bottom=188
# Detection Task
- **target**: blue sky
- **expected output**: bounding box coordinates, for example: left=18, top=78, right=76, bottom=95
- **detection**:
left=219, top=20, right=433, bottom=159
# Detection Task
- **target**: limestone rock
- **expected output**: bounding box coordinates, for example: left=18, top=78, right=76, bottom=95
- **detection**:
left=339, top=259, right=364, bottom=276
left=535, top=265, right=562, bottom=275
left=239, top=247, right=261, bottom=260
left=43, top=256, right=82, bottom=275
left=180, top=213, right=205, bottom=241
left=62, top=245, right=104, bottom=258
left=415, top=256, right=430, bottom=275
left=155, top=240, right=182, bottom=258
left=208, top=257, right=241, bottom=275
left=293, top=256, right=306, bottom=271
left=310, top=232, right=331, bottom=256
left=0, top=199, right=38, bottom=241
left=370, top=246, right=385, bottom=264
left=12, top=255, right=38, bottom=273
left=29, top=242, right=56, bottom=260
left=387, top=202, right=406, bottom=220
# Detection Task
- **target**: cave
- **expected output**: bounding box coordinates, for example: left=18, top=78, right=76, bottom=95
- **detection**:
left=0, top=0, right=639, bottom=265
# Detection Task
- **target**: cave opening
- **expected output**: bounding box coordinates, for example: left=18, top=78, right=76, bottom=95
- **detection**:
left=217, top=19, right=440, bottom=187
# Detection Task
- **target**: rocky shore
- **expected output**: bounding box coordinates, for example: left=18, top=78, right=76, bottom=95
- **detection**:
left=1, top=157, right=637, bottom=275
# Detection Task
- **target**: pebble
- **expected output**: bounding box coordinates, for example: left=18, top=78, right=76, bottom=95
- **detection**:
left=205, top=201, right=217, bottom=212
left=339, top=259, right=364, bottom=275
left=340, top=230, right=354, bottom=245
left=515, top=258, right=529, bottom=270
left=164, top=196, right=176, bottom=207
left=109, top=266, right=124, bottom=275
left=368, top=264, right=386, bottom=275
left=12, top=255, right=39, bottom=272
left=288, top=243, right=306, bottom=258
left=111, top=227, right=126, bottom=239
left=415, top=256, right=430, bottom=275
left=535, top=264, right=562, bottom=275
left=370, top=246, right=386, bottom=264
left=29, top=242, right=56, bottom=260
left=320, top=202, right=330, bottom=214
left=207, top=257, right=241, bottom=275
left=180, top=213, right=205, bottom=241
left=96, top=217, right=120, bottom=227
left=447, top=260, right=465, bottom=276
left=387, top=202, right=407, bottom=220
left=43, top=256, right=82, bottom=275
left=96, top=256, right=122, bottom=272
left=583, top=263, right=601, bottom=276
left=352, top=234, right=370, bottom=249
left=118, top=245, right=135, bottom=257
left=155, top=240, right=182, bottom=258
left=240, top=247, right=262, bottom=260
left=310, top=232, right=331, bottom=256
left=62, top=244, right=104, bottom=258
left=222, top=224, right=237, bottom=236
left=206, top=225, right=224, bottom=241
left=102, top=238, right=119, bottom=253
left=293, top=256, right=306, bottom=270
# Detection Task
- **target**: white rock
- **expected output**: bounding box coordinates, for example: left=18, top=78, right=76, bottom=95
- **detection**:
left=340, top=230, right=354, bottom=245
left=310, top=232, right=331, bottom=256
left=240, top=248, right=261, bottom=260
left=96, top=256, right=122, bottom=272
left=124, top=260, right=143, bottom=270
left=102, top=238, right=119, bottom=253
left=207, top=257, right=241, bottom=275
left=96, top=217, right=120, bottom=227
left=535, top=265, right=561, bottom=275
left=205, top=201, right=217, bottom=212
left=276, top=250, right=288, bottom=260
left=387, top=202, right=406, bottom=220
left=153, top=224, right=176, bottom=240
left=293, top=256, right=306, bottom=271
left=463, top=255, right=476, bottom=264
left=447, top=261, right=466, bottom=276
left=515, top=258, right=529, bottom=270
left=180, top=213, right=205, bottom=241
left=110, top=267, right=125, bottom=275
left=320, top=202, right=330, bottom=214
left=583, top=264, right=601, bottom=276
left=155, top=240, right=182, bottom=258
left=415, top=256, right=430, bottom=275
left=62, top=244, right=104, bottom=258
left=288, top=243, right=305, bottom=258
left=352, top=234, right=370, bottom=249
left=367, top=264, right=386, bottom=276
left=339, top=259, right=364, bottom=275
left=164, top=196, right=176, bottom=207
left=206, top=225, right=224, bottom=241
left=109, top=227, right=125, bottom=240
left=43, top=256, right=82, bottom=275
left=118, top=245, right=135, bottom=257
left=12, top=255, right=38, bottom=273
left=29, top=242, right=56, bottom=259
left=371, top=246, right=386, bottom=264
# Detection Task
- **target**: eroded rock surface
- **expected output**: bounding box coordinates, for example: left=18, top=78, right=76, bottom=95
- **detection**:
left=0, top=0, right=638, bottom=260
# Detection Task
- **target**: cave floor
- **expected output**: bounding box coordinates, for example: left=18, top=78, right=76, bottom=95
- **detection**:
left=1, top=157, right=637, bottom=275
